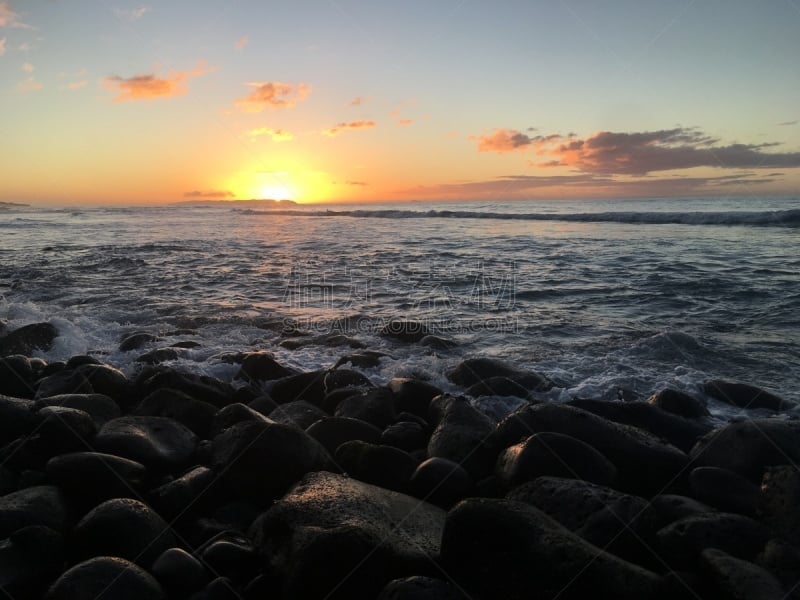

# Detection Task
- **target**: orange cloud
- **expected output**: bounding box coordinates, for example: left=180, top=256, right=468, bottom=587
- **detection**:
left=104, top=64, right=211, bottom=102
left=323, top=120, right=376, bottom=137
left=17, top=76, right=41, bottom=92
left=249, top=127, right=294, bottom=142
left=471, top=128, right=563, bottom=153
left=0, top=2, right=29, bottom=28
left=398, top=119, right=413, bottom=126
left=0, top=38, right=5, bottom=56
left=236, top=35, right=248, bottom=50
left=67, top=80, right=87, bottom=90
left=349, top=96, right=364, bottom=106
left=235, top=81, right=310, bottom=112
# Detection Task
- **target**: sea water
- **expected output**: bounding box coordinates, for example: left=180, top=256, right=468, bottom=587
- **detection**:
left=1, top=196, right=798, bottom=420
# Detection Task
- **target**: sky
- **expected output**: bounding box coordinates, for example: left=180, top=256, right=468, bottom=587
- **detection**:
left=0, top=0, right=799, bottom=205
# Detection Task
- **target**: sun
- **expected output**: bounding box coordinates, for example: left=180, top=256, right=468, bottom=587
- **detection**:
left=259, top=185, right=293, bottom=201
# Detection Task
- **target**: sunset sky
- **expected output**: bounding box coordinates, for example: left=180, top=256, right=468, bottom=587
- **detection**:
left=1, top=0, right=798, bottom=205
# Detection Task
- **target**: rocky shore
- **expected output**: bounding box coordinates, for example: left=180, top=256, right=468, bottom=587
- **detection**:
left=1, top=320, right=799, bottom=599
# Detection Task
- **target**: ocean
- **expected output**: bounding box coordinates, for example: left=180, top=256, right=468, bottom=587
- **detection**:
left=2, top=196, right=798, bottom=420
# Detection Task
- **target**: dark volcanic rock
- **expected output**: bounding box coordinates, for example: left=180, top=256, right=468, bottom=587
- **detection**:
left=151, top=547, right=208, bottom=595
left=0, top=355, right=36, bottom=398
left=387, top=378, right=442, bottom=418
left=35, top=369, right=93, bottom=399
left=46, top=556, right=166, bottom=600
left=324, top=368, right=373, bottom=392
left=73, top=498, right=177, bottom=568
left=133, top=388, right=217, bottom=438
left=757, top=539, right=800, bottom=594
left=119, top=332, right=161, bottom=352
left=567, top=398, right=711, bottom=452
left=135, top=369, right=234, bottom=409
left=211, top=421, right=333, bottom=505
left=409, top=457, right=473, bottom=509
left=493, top=403, right=688, bottom=494
left=210, top=402, right=273, bottom=436
left=135, top=348, right=180, bottom=365
left=95, top=416, right=197, bottom=472
left=380, top=320, right=431, bottom=343
left=441, top=498, right=662, bottom=600
left=0, top=322, right=58, bottom=356
left=268, top=370, right=327, bottom=405
left=447, top=357, right=552, bottom=392
left=149, top=466, right=222, bottom=522
left=377, top=576, right=463, bottom=600
left=73, top=364, right=131, bottom=405
left=704, top=380, right=793, bottom=411
left=690, top=418, right=800, bottom=481
left=0, top=486, right=68, bottom=538
left=249, top=471, right=446, bottom=600
left=496, top=432, right=617, bottom=489
left=335, top=350, right=389, bottom=369
left=335, top=440, right=418, bottom=492
left=199, top=532, right=260, bottom=582
left=381, top=421, right=429, bottom=452
left=46, top=452, right=146, bottom=503
left=306, top=416, right=383, bottom=455
left=35, top=393, right=120, bottom=427
left=235, top=352, right=296, bottom=382
left=0, top=525, right=65, bottom=599
left=701, top=548, right=787, bottom=600
left=269, top=400, right=328, bottom=430
left=0, top=395, right=38, bottom=445
left=657, top=512, right=770, bottom=564
left=427, top=395, right=495, bottom=480
left=649, top=494, right=716, bottom=527
left=759, top=466, right=800, bottom=546
left=647, top=388, right=710, bottom=418
left=35, top=406, right=97, bottom=454
left=688, top=466, right=760, bottom=516
left=466, top=376, right=531, bottom=399
left=335, top=388, right=397, bottom=429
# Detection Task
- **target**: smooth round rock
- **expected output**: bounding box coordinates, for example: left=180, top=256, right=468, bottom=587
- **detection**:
left=269, top=400, right=328, bottom=430
left=410, top=457, right=473, bottom=508
left=46, top=556, right=166, bottom=600
left=95, top=416, right=197, bottom=472
left=377, top=576, right=463, bottom=599
left=133, top=388, right=217, bottom=438
left=689, top=466, right=760, bottom=516
left=35, top=393, right=121, bottom=427
left=335, top=440, right=418, bottom=492
left=151, top=547, right=208, bottom=595
left=306, top=416, right=383, bottom=455
left=46, top=452, right=146, bottom=502
left=0, top=485, right=69, bottom=537
left=335, top=388, right=397, bottom=429
left=647, top=388, right=710, bottom=418
left=387, top=378, right=442, bottom=418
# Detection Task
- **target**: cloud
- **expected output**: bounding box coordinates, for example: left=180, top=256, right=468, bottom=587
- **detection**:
left=66, top=80, right=87, bottom=90
left=114, top=6, right=149, bottom=21
left=323, top=120, right=376, bottom=136
left=472, top=128, right=565, bottom=153
left=398, top=119, right=413, bottom=126
left=104, top=63, right=211, bottom=102
left=235, top=81, right=310, bottom=112
left=22, top=62, right=32, bottom=72
left=346, top=180, right=367, bottom=186
left=0, top=38, right=5, bottom=56
left=349, top=96, right=364, bottom=106
left=778, top=120, right=797, bottom=127
left=0, top=2, right=30, bottom=28
left=184, top=190, right=235, bottom=199
left=16, top=76, right=41, bottom=92
left=236, top=35, right=248, bottom=50
left=248, top=127, right=293, bottom=142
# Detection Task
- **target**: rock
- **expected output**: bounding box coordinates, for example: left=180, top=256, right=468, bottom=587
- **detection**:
left=380, top=320, right=431, bottom=343
left=171, top=340, right=201, bottom=349
left=701, top=548, right=787, bottom=600
left=65, top=355, right=102, bottom=369
left=0, top=322, right=58, bottom=356
left=704, top=380, right=793, bottom=411
left=306, top=416, right=383, bottom=455
left=647, top=388, right=710, bottom=418
left=419, top=335, right=458, bottom=350
left=387, top=378, right=442, bottom=418
left=249, top=472, right=446, bottom=600
left=0, top=355, right=36, bottom=398
left=247, top=394, right=278, bottom=416
left=95, top=416, right=197, bottom=472
left=46, top=452, right=146, bottom=504
left=268, top=370, right=327, bottom=405
left=335, top=350, right=389, bottom=369
left=149, top=466, right=223, bottom=522
left=381, top=421, right=429, bottom=452
left=200, top=533, right=260, bottom=581
left=35, top=393, right=120, bottom=427
left=496, top=432, right=617, bottom=489
left=494, top=403, right=688, bottom=494
left=649, top=494, right=716, bottom=528
left=466, top=376, right=531, bottom=399
left=409, top=457, right=473, bottom=508
left=567, top=398, right=711, bottom=452
left=324, top=368, right=373, bottom=393
left=210, top=403, right=274, bottom=436
left=0, top=395, right=37, bottom=445
left=447, top=357, right=552, bottom=392
left=757, top=539, right=800, bottom=595
left=134, top=368, right=234, bottom=409
left=690, top=418, right=800, bottom=481
left=335, top=440, right=418, bottom=492
left=235, top=352, right=296, bottom=382
left=335, top=388, right=397, bottom=429
left=151, top=547, right=208, bottom=595
left=320, top=387, right=362, bottom=414
left=202, top=576, right=240, bottom=599
left=211, top=421, right=333, bottom=505
left=427, top=395, right=496, bottom=480
left=35, top=406, right=97, bottom=454
left=441, top=498, right=662, bottom=600
left=73, top=498, right=177, bottom=568
left=133, top=388, right=217, bottom=438
left=269, top=400, right=328, bottom=430
left=377, top=576, right=463, bottom=600
left=119, top=332, right=161, bottom=352
left=135, top=348, right=180, bottom=365
left=688, top=466, right=760, bottom=516
left=0, top=485, right=68, bottom=537
left=35, top=369, right=94, bottom=399
left=73, top=364, right=131, bottom=405
left=507, top=477, right=660, bottom=567
left=0, top=526, right=64, bottom=599
left=657, top=512, right=770, bottom=564
left=759, top=466, right=800, bottom=545
left=46, top=556, right=166, bottom=599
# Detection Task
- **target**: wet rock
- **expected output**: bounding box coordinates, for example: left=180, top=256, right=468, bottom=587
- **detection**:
left=35, top=406, right=97, bottom=454
left=35, top=393, right=120, bottom=427
left=757, top=539, right=800, bottom=595
left=568, top=398, right=711, bottom=452
left=381, top=421, right=429, bottom=452
left=0, top=355, right=36, bottom=398
left=135, top=348, right=180, bottom=365
left=320, top=387, right=362, bottom=414
left=73, top=364, right=131, bottom=405
left=119, top=332, right=161, bottom=352
left=419, top=335, right=458, bottom=350
left=202, top=576, right=240, bottom=599
left=133, top=388, right=217, bottom=438
left=447, top=357, right=552, bottom=392
left=704, top=380, right=793, bottom=411
left=335, top=350, right=390, bottom=369
left=269, top=400, right=328, bottom=430
left=380, top=320, right=431, bottom=343
left=170, top=340, right=201, bottom=349
left=335, top=388, right=397, bottom=429
left=0, top=395, right=37, bottom=445
left=95, top=416, right=197, bottom=472
left=268, top=370, right=326, bottom=405
left=494, top=403, right=688, bottom=494
left=649, top=494, right=716, bottom=528
left=466, top=376, right=531, bottom=399
left=35, top=369, right=94, bottom=399
left=200, top=532, right=260, bottom=582
left=701, top=548, right=787, bottom=600
left=377, top=576, right=463, bottom=600
left=247, top=394, right=278, bottom=416
left=0, top=322, right=58, bottom=357
left=0, top=485, right=68, bottom=537
left=657, top=512, right=770, bottom=564
left=73, top=498, right=177, bottom=568
left=324, top=368, right=373, bottom=392
left=211, top=421, right=333, bottom=505
left=210, top=403, right=273, bottom=436
left=0, top=525, right=64, bottom=599
left=135, top=368, right=233, bottom=409
left=151, top=547, right=208, bottom=595
left=306, top=416, right=383, bottom=455
left=149, top=466, right=223, bottom=522
left=249, top=471, right=446, bottom=600
left=235, top=352, right=296, bottom=383
left=387, top=378, right=442, bottom=418
left=46, top=556, right=166, bottom=600
left=496, top=432, right=617, bottom=489
left=690, top=418, right=800, bottom=481
left=428, top=395, right=495, bottom=480
left=335, top=440, right=418, bottom=492
left=647, top=388, right=710, bottom=418
left=409, top=457, right=473, bottom=508
left=759, top=466, right=800, bottom=545
left=46, top=452, right=146, bottom=504
left=688, top=466, right=760, bottom=516
left=65, top=355, right=102, bottom=369
left=441, top=498, right=662, bottom=600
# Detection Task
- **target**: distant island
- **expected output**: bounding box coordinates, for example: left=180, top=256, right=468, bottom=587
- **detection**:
left=173, top=199, right=298, bottom=208
left=0, top=201, right=30, bottom=210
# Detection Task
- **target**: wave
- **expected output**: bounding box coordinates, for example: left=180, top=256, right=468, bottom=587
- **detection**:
left=236, top=207, right=800, bottom=228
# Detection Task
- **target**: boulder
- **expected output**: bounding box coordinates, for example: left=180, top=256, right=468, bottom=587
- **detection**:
left=335, top=388, right=397, bottom=429
left=441, top=498, right=662, bottom=600
left=757, top=539, right=800, bottom=595
left=95, top=416, right=197, bottom=472
left=657, top=512, right=770, bottom=564
left=649, top=494, right=716, bottom=528
left=35, top=369, right=93, bottom=399
left=704, top=380, right=793, bottom=411
left=269, top=400, right=328, bottom=430
left=306, top=416, right=383, bottom=455
left=335, top=350, right=390, bottom=369
left=72, top=364, right=131, bottom=405
left=134, top=369, right=233, bottom=409
left=132, top=388, right=217, bottom=438
left=466, top=376, right=531, bottom=399
left=35, top=393, right=120, bottom=427
left=387, top=378, right=442, bottom=418
left=149, top=466, right=224, bottom=522
left=0, top=355, right=36, bottom=398
left=0, top=322, right=58, bottom=356
left=377, top=576, right=464, bottom=600
left=210, top=403, right=274, bottom=437
left=447, top=357, right=552, bottom=392
left=119, top=332, right=161, bottom=352
left=151, top=547, right=208, bottom=596
left=199, top=532, right=260, bottom=582
left=409, top=457, right=473, bottom=509
left=335, top=440, right=418, bottom=492
left=688, top=466, right=760, bottom=516
left=268, top=370, right=327, bottom=405
left=0, top=485, right=69, bottom=537
left=249, top=472, right=446, bottom=600
left=647, top=388, right=710, bottom=418
left=324, top=368, right=373, bottom=393
left=46, top=556, right=166, bottom=600
left=381, top=421, right=429, bottom=452
left=0, top=525, right=64, bottom=599
left=35, top=406, right=97, bottom=455
left=701, top=548, right=787, bottom=600
left=758, top=466, right=800, bottom=546
left=235, top=352, right=296, bottom=382
left=427, top=395, right=496, bottom=480
left=380, top=320, right=431, bottom=343
left=0, top=395, right=37, bottom=445
left=46, top=452, right=146, bottom=504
